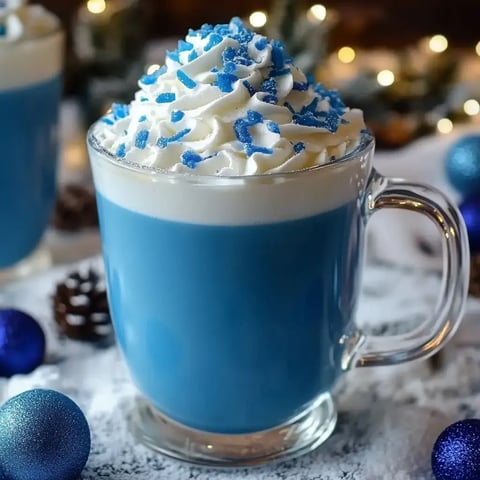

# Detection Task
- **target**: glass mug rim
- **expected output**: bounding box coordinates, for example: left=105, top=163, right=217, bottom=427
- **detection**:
left=87, top=124, right=375, bottom=183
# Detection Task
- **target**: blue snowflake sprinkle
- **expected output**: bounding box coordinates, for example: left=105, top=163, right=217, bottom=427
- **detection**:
left=266, top=121, right=280, bottom=134
left=188, top=50, right=199, bottom=62
left=294, top=142, right=305, bottom=154
left=178, top=40, right=194, bottom=52
left=245, top=145, right=273, bottom=156
left=233, top=119, right=252, bottom=144
left=222, top=47, right=236, bottom=62
left=205, top=33, right=223, bottom=51
left=247, top=110, right=263, bottom=124
left=140, top=66, right=167, bottom=85
left=156, top=93, right=176, bottom=103
left=263, top=95, right=278, bottom=104
left=177, top=70, right=197, bottom=89
left=215, top=73, right=238, bottom=93
left=101, top=117, right=114, bottom=125
left=140, top=97, right=149, bottom=102
left=166, top=50, right=181, bottom=64
left=139, top=115, right=147, bottom=122
left=135, top=129, right=149, bottom=149
left=116, top=144, right=126, bottom=158
left=112, top=103, right=129, bottom=120
left=224, top=62, right=236, bottom=74
left=293, top=81, right=309, bottom=91
left=255, top=38, right=268, bottom=50
left=157, top=128, right=191, bottom=148
left=171, top=110, right=185, bottom=123
left=181, top=151, right=203, bottom=169
left=243, top=80, right=256, bottom=96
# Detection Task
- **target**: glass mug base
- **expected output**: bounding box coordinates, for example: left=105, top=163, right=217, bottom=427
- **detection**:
left=0, top=243, right=52, bottom=285
left=129, top=394, right=337, bottom=467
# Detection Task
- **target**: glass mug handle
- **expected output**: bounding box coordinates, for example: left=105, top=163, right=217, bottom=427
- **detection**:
left=354, top=169, right=470, bottom=368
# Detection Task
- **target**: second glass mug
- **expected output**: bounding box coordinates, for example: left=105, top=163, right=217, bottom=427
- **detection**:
left=0, top=21, right=63, bottom=277
left=88, top=131, right=469, bottom=466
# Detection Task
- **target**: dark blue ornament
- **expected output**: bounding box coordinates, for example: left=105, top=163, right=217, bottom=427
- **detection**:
left=0, top=309, right=45, bottom=377
left=445, top=135, right=480, bottom=197
left=0, top=389, right=91, bottom=480
left=432, top=419, right=480, bottom=480
left=460, top=196, right=480, bottom=254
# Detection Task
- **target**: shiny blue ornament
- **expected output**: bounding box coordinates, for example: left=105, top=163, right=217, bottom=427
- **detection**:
left=0, top=389, right=91, bottom=480
left=432, top=419, right=480, bottom=480
left=460, top=196, right=480, bottom=254
left=445, top=135, right=480, bottom=197
left=0, top=309, right=45, bottom=377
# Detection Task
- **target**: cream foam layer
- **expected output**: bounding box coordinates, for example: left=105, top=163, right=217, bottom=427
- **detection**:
left=89, top=136, right=373, bottom=225
left=95, top=18, right=365, bottom=176
left=0, top=6, right=62, bottom=90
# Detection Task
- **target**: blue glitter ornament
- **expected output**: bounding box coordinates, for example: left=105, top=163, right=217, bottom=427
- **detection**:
left=432, top=419, right=480, bottom=480
left=0, top=389, right=91, bottom=480
left=445, top=135, right=480, bottom=197
left=460, top=196, right=480, bottom=254
left=0, top=309, right=45, bottom=377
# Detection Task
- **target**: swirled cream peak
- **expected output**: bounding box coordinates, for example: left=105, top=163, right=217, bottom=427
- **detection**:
left=0, top=1, right=59, bottom=43
left=95, top=17, right=365, bottom=176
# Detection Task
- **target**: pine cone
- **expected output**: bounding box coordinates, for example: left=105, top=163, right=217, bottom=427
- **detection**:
left=52, top=184, right=98, bottom=232
left=470, top=254, right=480, bottom=298
left=53, top=268, right=113, bottom=343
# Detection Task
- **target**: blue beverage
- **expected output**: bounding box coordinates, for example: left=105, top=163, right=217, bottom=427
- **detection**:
left=0, top=75, right=62, bottom=267
left=97, top=192, right=364, bottom=433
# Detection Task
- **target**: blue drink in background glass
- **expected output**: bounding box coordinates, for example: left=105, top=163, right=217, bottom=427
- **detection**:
left=0, top=6, right=63, bottom=271
left=88, top=18, right=469, bottom=467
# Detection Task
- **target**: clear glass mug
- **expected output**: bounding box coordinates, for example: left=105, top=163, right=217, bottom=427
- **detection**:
left=0, top=23, right=63, bottom=279
left=87, top=130, right=469, bottom=466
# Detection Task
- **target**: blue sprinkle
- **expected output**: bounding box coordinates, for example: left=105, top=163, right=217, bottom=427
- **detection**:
left=135, top=129, right=149, bottom=149
left=262, top=95, right=278, bottom=104
left=140, top=97, right=149, bottom=102
left=188, top=50, right=199, bottom=62
left=255, top=38, right=268, bottom=50
left=157, top=128, right=191, bottom=148
left=171, top=110, right=185, bottom=123
left=182, top=151, right=203, bottom=169
left=233, top=119, right=252, bottom=144
left=0, top=24, right=6, bottom=37
left=262, top=78, right=277, bottom=92
left=266, top=121, right=280, bottom=134
left=156, top=93, right=176, bottom=103
left=166, top=50, right=181, bottom=63
left=222, top=47, right=236, bottom=62
left=243, top=80, right=256, bottom=96
left=224, top=62, right=236, bottom=74
left=294, top=142, right=305, bottom=154
left=101, top=117, right=114, bottom=125
left=197, top=23, right=214, bottom=39
left=247, top=110, right=263, bottom=124
left=139, top=115, right=147, bottom=122
left=245, top=145, right=273, bottom=156
left=293, top=81, right=309, bottom=91
left=211, top=67, right=219, bottom=73
left=178, top=40, right=194, bottom=52
left=140, top=66, right=167, bottom=85
left=230, top=17, right=244, bottom=30
left=177, top=70, right=197, bottom=89
left=205, top=33, right=223, bottom=52
left=215, top=73, right=238, bottom=93
left=116, top=144, right=126, bottom=158
left=112, top=103, right=129, bottom=120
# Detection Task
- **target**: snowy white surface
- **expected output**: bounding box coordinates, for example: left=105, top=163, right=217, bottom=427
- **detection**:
left=0, top=255, right=479, bottom=479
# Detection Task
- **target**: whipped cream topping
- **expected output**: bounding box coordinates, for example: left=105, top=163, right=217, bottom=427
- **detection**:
left=94, top=17, right=365, bottom=176
left=0, top=1, right=59, bottom=43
